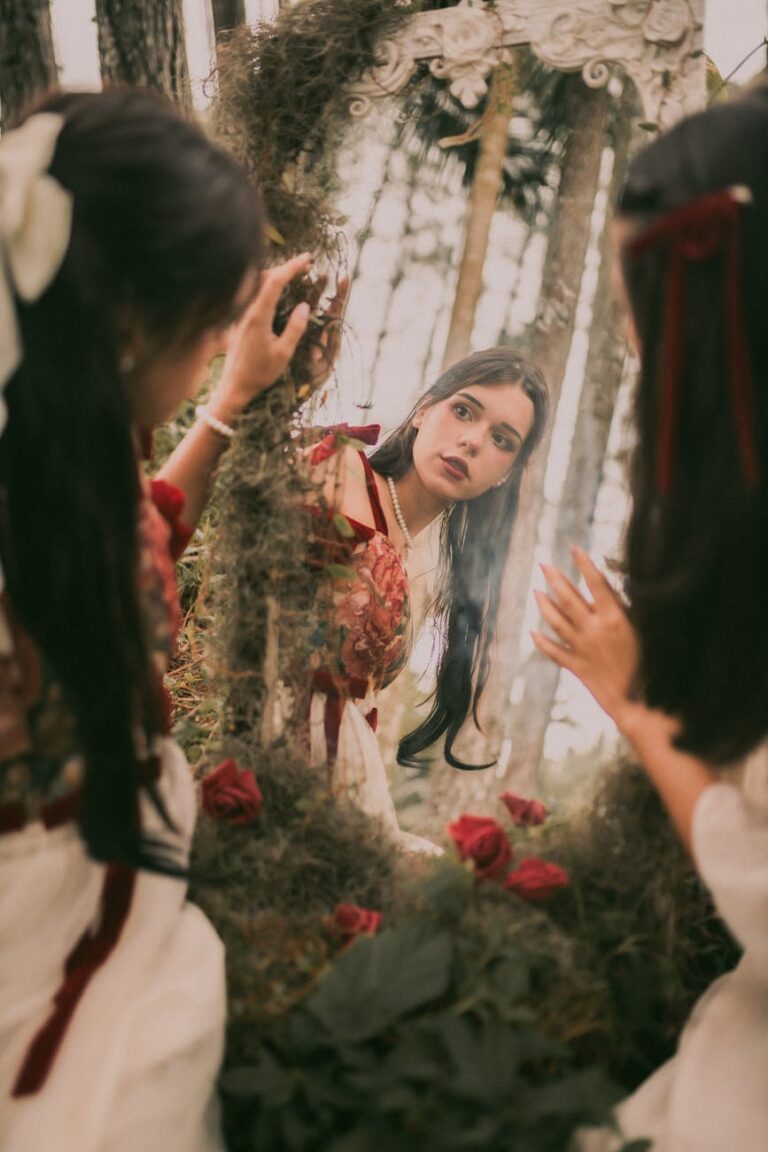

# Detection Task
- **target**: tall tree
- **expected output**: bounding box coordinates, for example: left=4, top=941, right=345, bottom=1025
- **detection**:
left=432, top=76, right=611, bottom=820
left=212, top=0, right=246, bottom=34
left=441, top=63, right=516, bottom=368
left=96, top=0, right=191, bottom=107
left=0, top=0, right=58, bottom=132
left=504, top=93, right=636, bottom=789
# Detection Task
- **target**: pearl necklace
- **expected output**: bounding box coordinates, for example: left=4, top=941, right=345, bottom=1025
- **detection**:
left=386, top=476, right=414, bottom=550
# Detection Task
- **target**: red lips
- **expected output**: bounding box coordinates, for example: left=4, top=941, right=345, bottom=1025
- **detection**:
left=442, top=455, right=469, bottom=480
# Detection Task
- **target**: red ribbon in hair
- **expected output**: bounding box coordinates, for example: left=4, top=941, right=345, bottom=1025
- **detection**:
left=627, top=186, right=759, bottom=494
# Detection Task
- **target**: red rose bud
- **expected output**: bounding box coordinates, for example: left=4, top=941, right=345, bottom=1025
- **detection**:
left=500, top=791, right=549, bottom=827
left=201, top=759, right=263, bottom=826
left=447, top=814, right=513, bottom=880
left=333, top=903, right=382, bottom=941
left=150, top=478, right=186, bottom=522
left=503, top=857, right=569, bottom=903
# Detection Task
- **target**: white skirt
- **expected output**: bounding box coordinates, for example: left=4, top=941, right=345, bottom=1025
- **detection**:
left=310, top=689, right=442, bottom=856
left=0, top=738, right=225, bottom=1152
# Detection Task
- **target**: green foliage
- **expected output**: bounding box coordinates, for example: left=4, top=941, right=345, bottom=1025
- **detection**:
left=218, top=874, right=620, bottom=1152
left=191, top=749, right=737, bottom=1149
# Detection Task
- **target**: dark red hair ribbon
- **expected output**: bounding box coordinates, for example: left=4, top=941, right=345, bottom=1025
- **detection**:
left=309, top=423, right=381, bottom=467
left=627, top=186, right=759, bottom=494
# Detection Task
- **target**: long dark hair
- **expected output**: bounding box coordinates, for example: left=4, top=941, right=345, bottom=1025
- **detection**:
left=0, top=89, right=264, bottom=865
left=370, top=348, right=548, bottom=769
left=617, top=83, right=768, bottom=764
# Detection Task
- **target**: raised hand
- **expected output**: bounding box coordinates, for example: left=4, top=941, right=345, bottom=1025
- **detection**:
left=532, top=545, right=640, bottom=726
left=213, top=253, right=313, bottom=419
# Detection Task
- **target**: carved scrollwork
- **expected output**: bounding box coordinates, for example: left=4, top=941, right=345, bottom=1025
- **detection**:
left=347, top=0, right=704, bottom=129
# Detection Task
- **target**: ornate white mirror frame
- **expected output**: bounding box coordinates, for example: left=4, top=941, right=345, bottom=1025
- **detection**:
left=348, top=0, right=705, bottom=129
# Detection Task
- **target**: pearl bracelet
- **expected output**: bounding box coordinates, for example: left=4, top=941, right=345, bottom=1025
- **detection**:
left=195, top=404, right=236, bottom=441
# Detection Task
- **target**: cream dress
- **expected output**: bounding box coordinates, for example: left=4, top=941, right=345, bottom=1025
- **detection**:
left=575, top=744, right=768, bottom=1151
left=0, top=739, right=225, bottom=1152
left=0, top=480, right=225, bottom=1151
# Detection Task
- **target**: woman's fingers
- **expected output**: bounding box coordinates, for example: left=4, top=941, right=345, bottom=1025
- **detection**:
left=531, top=629, right=578, bottom=673
left=275, top=302, right=311, bottom=361
left=540, top=563, right=592, bottom=628
left=255, top=252, right=312, bottom=318
left=534, top=589, right=576, bottom=646
left=571, top=545, right=619, bottom=611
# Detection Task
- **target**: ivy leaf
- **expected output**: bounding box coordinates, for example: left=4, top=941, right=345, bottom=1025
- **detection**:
left=265, top=222, right=286, bottom=245
left=306, top=922, right=452, bottom=1044
left=327, top=563, right=357, bottom=581
left=333, top=513, right=356, bottom=538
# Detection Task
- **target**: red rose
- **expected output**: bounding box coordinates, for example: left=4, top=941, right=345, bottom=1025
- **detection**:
left=500, top=791, right=549, bottom=827
left=333, top=903, right=382, bottom=941
left=201, top=759, right=263, bottom=826
left=503, top=857, right=569, bottom=903
left=447, top=814, right=513, bottom=880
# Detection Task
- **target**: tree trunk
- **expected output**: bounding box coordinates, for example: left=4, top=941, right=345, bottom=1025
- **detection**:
left=505, top=94, right=635, bottom=785
left=96, top=0, right=191, bottom=107
left=441, top=63, right=515, bottom=369
left=212, top=0, right=246, bottom=34
left=432, top=77, right=610, bottom=820
left=0, top=0, right=58, bottom=132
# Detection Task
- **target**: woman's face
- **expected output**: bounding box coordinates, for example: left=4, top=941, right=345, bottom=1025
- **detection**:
left=411, top=380, right=535, bottom=501
left=127, top=270, right=258, bottom=426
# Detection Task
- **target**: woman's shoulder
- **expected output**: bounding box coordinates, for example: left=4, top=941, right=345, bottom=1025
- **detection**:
left=305, top=441, right=371, bottom=518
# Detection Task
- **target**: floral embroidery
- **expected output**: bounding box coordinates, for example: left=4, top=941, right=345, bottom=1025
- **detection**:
left=331, top=533, right=410, bottom=688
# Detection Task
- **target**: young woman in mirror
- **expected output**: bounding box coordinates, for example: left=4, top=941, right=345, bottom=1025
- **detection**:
left=308, top=347, right=548, bottom=853
left=535, top=84, right=768, bottom=1151
left=0, top=89, right=311, bottom=1150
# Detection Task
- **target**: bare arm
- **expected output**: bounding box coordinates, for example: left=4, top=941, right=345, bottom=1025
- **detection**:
left=158, top=254, right=312, bottom=530
left=532, top=546, right=715, bottom=854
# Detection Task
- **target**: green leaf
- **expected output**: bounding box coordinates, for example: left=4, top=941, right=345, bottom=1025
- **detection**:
left=306, top=922, right=452, bottom=1044
left=436, top=1017, right=563, bottom=1107
left=337, top=435, right=369, bottom=451
left=327, top=563, right=357, bottom=581
left=333, top=512, right=356, bottom=538
left=417, top=860, right=474, bottom=920
left=221, top=1051, right=294, bottom=1105
left=265, top=222, right=286, bottom=245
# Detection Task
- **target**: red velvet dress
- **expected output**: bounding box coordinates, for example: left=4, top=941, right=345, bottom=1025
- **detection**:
left=308, top=427, right=440, bottom=855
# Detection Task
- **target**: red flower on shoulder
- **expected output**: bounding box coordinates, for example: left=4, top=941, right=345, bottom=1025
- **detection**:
left=447, top=814, right=513, bottom=880
left=503, top=857, right=569, bottom=903
left=201, top=759, right=263, bottom=826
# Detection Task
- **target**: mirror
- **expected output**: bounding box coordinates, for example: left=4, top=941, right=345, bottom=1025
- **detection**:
left=208, top=0, right=706, bottom=849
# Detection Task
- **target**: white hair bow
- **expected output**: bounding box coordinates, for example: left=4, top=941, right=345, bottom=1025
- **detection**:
left=0, top=113, right=71, bottom=622
left=0, top=113, right=72, bottom=432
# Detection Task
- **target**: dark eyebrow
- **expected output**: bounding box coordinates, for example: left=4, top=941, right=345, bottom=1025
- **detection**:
left=456, top=391, right=523, bottom=444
